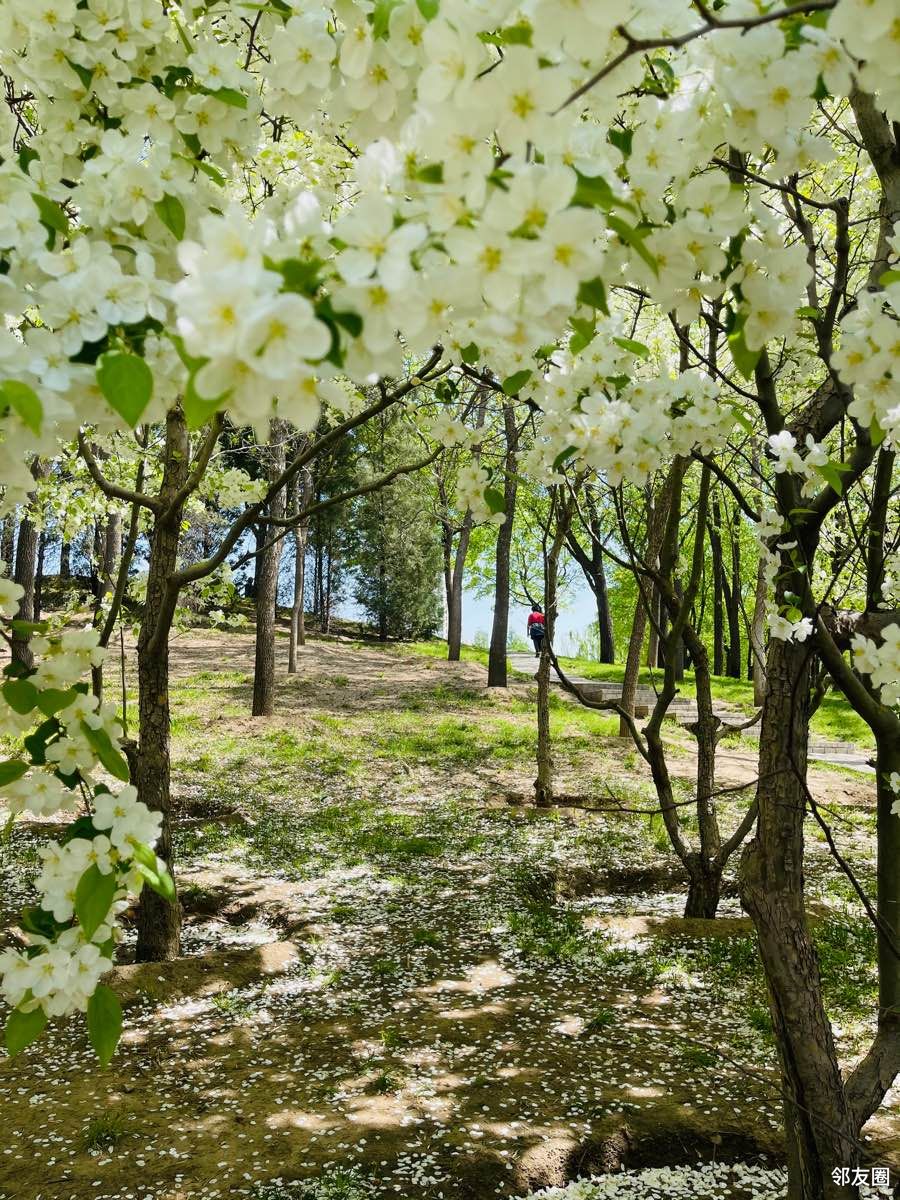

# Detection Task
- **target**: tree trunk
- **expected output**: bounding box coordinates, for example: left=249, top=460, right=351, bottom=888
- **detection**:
left=740, top=633, right=858, bottom=1199
left=534, top=647, right=553, bottom=806
left=684, top=853, right=724, bottom=918
left=751, top=552, right=768, bottom=705
left=646, top=586, right=660, bottom=669
left=488, top=404, right=519, bottom=688
left=59, top=538, right=71, bottom=579
left=447, top=511, right=473, bottom=662
left=288, top=524, right=308, bottom=674
left=252, top=421, right=288, bottom=717
left=33, top=531, right=46, bottom=623
left=709, top=502, right=726, bottom=677
left=725, top=509, right=743, bottom=678
left=92, top=512, right=123, bottom=698
left=1, top=515, right=15, bottom=571
left=619, top=471, right=678, bottom=735
left=11, top=466, right=45, bottom=668
left=595, top=554, right=615, bottom=664
left=134, top=408, right=190, bottom=963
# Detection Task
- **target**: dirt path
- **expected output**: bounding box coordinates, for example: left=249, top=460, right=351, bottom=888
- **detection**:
left=0, top=632, right=893, bottom=1200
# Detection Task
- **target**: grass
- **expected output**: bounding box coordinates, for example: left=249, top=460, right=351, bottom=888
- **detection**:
left=81, top=1111, right=127, bottom=1152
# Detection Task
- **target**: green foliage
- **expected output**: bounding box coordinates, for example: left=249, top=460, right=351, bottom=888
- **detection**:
left=347, top=412, right=443, bottom=640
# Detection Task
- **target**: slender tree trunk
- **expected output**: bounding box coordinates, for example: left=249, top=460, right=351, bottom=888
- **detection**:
left=751, top=553, right=768, bottom=705
left=134, top=408, right=190, bottom=962
left=34, top=531, right=46, bottom=623
left=288, top=522, right=308, bottom=674
left=11, top=463, right=47, bottom=668
left=252, top=421, right=288, bottom=717
left=595, top=554, right=615, bottom=663
left=92, top=512, right=123, bottom=698
left=646, top=586, right=660, bottom=669
left=447, top=511, right=473, bottom=662
left=725, top=510, right=743, bottom=678
left=709, top=502, right=726, bottom=676
left=534, top=496, right=569, bottom=807
left=619, top=470, right=678, bottom=735
left=488, top=404, right=519, bottom=688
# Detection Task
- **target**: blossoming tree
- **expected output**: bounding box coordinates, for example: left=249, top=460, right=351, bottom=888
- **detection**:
left=1, top=0, right=899, bottom=1195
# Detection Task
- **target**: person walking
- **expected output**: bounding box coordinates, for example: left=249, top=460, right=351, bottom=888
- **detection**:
left=527, top=603, right=545, bottom=658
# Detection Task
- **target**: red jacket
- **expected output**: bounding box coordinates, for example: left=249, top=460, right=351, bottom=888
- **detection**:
left=527, top=612, right=545, bottom=630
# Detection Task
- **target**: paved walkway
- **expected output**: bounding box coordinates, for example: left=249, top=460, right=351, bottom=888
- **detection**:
left=507, top=653, right=874, bottom=774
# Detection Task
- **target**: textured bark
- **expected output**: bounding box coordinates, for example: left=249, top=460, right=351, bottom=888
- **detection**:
left=134, top=409, right=190, bottom=963
left=446, top=510, right=473, bottom=662
left=488, top=404, right=519, bottom=689
left=92, top=512, right=123, bottom=698
left=252, top=421, right=288, bottom=716
left=59, top=539, right=71, bottom=579
left=34, top=531, right=46, bottom=623
left=1, top=516, right=15, bottom=570
left=726, top=510, right=743, bottom=678
left=534, top=496, right=569, bottom=808
left=740, top=633, right=858, bottom=1199
left=288, top=522, right=308, bottom=674
left=708, top=502, right=726, bottom=677
left=751, top=553, right=768, bottom=705
left=619, top=471, right=676, bottom=736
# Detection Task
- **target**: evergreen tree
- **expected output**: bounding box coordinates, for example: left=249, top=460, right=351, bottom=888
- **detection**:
left=348, top=413, right=442, bottom=641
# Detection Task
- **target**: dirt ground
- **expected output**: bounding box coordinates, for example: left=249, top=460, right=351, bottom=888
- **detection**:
left=0, top=630, right=895, bottom=1200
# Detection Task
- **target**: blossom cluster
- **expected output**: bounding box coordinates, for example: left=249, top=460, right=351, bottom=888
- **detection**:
left=0, top=572, right=169, bottom=1040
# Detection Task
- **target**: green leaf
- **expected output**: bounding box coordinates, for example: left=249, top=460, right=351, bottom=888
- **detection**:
left=606, top=215, right=658, bottom=275
left=607, top=126, right=633, bottom=158
left=80, top=723, right=130, bottom=782
left=135, top=858, right=177, bottom=901
left=265, top=255, right=324, bottom=297
left=205, top=86, right=248, bottom=108
left=20, top=906, right=64, bottom=938
left=501, top=369, right=532, bottom=396
left=24, top=718, right=59, bottom=766
left=479, top=22, right=532, bottom=46
left=796, top=305, right=820, bottom=319
left=2, top=679, right=39, bottom=715
left=60, top=815, right=99, bottom=844
left=36, top=687, right=79, bottom=718
left=87, top=985, right=122, bottom=1067
left=729, top=405, right=755, bottom=435
left=414, top=163, right=444, bottom=184
left=569, top=316, right=596, bottom=355
left=31, top=193, right=69, bottom=249
left=0, top=760, right=28, bottom=787
left=484, top=487, right=505, bottom=515
left=552, top=446, right=578, bottom=472
left=5, top=1006, right=47, bottom=1057
left=460, top=343, right=479, bottom=366
left=96, top=352, right=153, bottom=426
left=75, top=864, right=118, bottom=941
left=878, top=269, right=900, bottom=287
left=66, top=57, right=94, bottom=89
left=572, top=172, right=619, bottom=212
left=0, top=381, right=43, bottom=434
left=727, top=318, right=762, bottom=380
left=153, top=194, right=186, bottom=240
left=576, top=277, right=609, bottom=316
left=9, top=619, right=48, bottom=637
left=415, top=0, right=439, bottom=16
left=613, top=336, right=650, bottom=359
left=813, top=461, right=850, bottom=496
left=371, top=0, right=402, bottom=38
left=195, top=159, right=227, bottom=187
